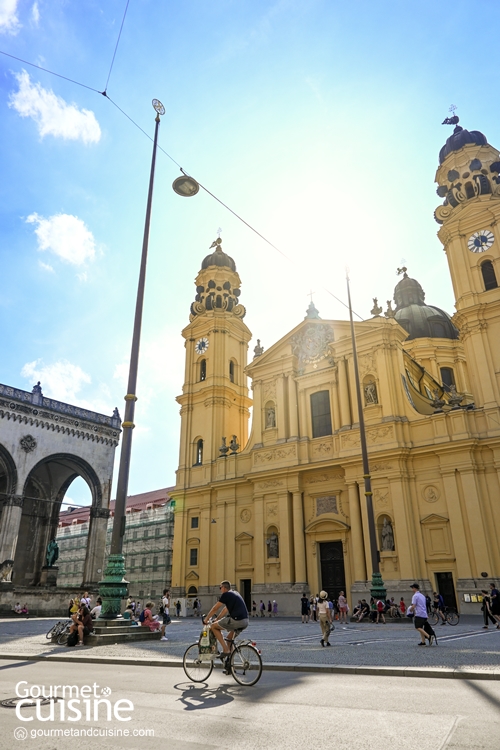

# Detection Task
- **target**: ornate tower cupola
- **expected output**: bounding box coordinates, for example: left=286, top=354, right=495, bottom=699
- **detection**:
left=176, top=237, right=252, bottom=480
left=434, top=115, right=500, bottom=409
left=393, top=268, right=458, bottom=340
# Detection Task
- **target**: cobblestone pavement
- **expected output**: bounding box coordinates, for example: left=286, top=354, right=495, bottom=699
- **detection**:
left=1, top=614, right=500, bottom=673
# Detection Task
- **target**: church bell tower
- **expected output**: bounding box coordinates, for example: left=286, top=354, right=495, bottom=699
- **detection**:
left=176, top=238, right=252, bottom=485
left=435, top=118, right=500, bottom=410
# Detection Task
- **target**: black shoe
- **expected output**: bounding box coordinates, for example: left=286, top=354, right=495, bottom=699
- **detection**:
left=417, top=641, right=426, bottom=646
left=320, top=639, right=324, bottom=647
left=325, top=642, right=331, bottom=647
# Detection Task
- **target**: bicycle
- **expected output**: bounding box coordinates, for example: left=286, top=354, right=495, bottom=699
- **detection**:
left=46, top=619, right=72, bottom=641
left=428, top=606, right=459, bottom=626
left=56, top=620, right=73, bottom=645
left=183, top=621, right=262, bottom=686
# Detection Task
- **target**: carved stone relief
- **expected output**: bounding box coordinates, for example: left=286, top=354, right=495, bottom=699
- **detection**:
left=316, top=496, right=338, bottom=515
left=262, top=381, right=277, bottom=402
left=312, top=441, right=333, bottom=456
left=305, top=472, right=344, bottom=484
left=372, top=463, right=393, bottom=472
left=359, top=352, right=377, bottom=377
left=240, top=509, right=252, bottom=523
left=257, top=480, right=284, bottom=489
left=254, top=446, right=296, bottom=465
left=374, top=489, right=389, bottom=507
left=423, top=485, right=440, bottom=503
left=266, top=503, right=278, bottom=518
left=290, top=323, right=335, bottom=367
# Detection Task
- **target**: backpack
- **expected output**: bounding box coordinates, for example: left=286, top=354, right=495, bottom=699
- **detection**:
left=139, top=609, right=146, bottom=623
left=159, top=604, right=165, bottom=615
left=67, top=631, right=78, bottom=647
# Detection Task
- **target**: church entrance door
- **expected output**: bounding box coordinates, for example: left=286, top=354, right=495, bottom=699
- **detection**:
left=319, top=541, right=345, bottom=599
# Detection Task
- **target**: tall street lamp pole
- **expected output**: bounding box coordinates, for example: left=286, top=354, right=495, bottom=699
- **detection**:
left=99, top=100, right=199, bottom=619
left=346, top=272, right=386, bottom=600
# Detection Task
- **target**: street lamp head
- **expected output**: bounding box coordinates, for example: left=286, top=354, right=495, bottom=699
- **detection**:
left=152, top=99, right=165, bottom=116
left=172, top=174, right=200, bottom=197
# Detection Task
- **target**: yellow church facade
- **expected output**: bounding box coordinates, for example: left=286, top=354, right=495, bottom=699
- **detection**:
left=171, top=121, right=500, bottom=615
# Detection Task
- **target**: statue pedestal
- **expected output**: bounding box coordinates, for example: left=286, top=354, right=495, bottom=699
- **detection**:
left=40, top=566, right=59, bottom=587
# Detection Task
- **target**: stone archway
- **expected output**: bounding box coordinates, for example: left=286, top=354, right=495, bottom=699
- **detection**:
left=15, top=454, right=105, bottom=586
left=0, top=380, right=120, bottom=591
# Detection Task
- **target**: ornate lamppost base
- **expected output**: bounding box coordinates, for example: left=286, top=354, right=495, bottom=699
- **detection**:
left=370, top=572, right=387, bottom=600
left=98, top=554, right=129, bottom=620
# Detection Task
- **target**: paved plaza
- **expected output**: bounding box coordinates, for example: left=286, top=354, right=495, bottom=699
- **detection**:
left=1, top=614, right=499, bottom=677
left=0, top=656, right=499, bottom=749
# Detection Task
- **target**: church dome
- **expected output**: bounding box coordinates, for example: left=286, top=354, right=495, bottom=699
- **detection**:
left=393, top=270, right=459, bottom=340
left=201, top=238, right=236, bottom=271
left=439, top=125, right=488, bottom=165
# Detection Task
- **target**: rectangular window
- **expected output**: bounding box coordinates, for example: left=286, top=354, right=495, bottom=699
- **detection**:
left=130, top=558, right=135, bottom=570
left=310, top=390, right=332, bottom=438
left=133, top=531, right=138, bottom=540
left=190, top=549, right=198, bottom=567
left=191, top=517, right=199, bottom=529
left=141, top=557, right=146, bottom=571
left=153, top=556, right=158, bottom=571
left=155, top=527, right=160, bottom=537
left=144, top=529, right=148, bottom=539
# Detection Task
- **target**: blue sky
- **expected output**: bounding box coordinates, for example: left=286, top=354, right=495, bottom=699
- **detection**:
left=1, top=0, right=499, bottom=505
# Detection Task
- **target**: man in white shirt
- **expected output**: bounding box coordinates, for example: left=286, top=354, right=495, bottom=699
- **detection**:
left=409, top=583, right=434, bottom=645
left=160, top=588, right=170, bottom=641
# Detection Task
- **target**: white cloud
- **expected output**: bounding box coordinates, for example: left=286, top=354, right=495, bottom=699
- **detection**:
left=27, top=212, right=96, bottom=266
left=0, top=0, right=20, bottom=34
left=31, top=1, right=39, bottom=25
left=21, top=359, right=92, bottom=404
left=9, top=70, right=101, bottom=143
left=38, top=260, right=54, bottom=273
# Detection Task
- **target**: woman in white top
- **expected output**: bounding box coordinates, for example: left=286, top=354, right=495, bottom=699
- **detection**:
left=317, top=591, right=333, bottom=646
left=337, top=591, right=348, bottom=624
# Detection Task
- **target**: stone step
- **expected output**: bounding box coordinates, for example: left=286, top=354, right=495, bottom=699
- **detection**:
left=92, top=624, right=145, bottom=635
left=85, top=629, right=161, bottom=646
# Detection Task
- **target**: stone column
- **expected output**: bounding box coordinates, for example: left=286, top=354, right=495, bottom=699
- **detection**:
left=288, top=376, right=299, bottom=440
left=298, top=388, right=307, bottom=438
left=278, top=492, right=293, bottom=581
left=82, top=507, right=110, bottom=587
left=441, top=471, right=472, bottom=579
left=0, top=496, right=23, bottom=568
left=276, top=375, right=287, bottom=441
left=347, top=483, right=366, bottom=582
left=292, top=491, right=307, bottom=584
left=338, top=358, right=351, bottom=427
left=253, top=495, right=265, bottom=585
left=251, top=381, right=263, bottom=446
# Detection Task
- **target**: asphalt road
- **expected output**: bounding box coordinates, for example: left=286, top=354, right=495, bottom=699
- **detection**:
left=0, top=658, right=498, bottom=750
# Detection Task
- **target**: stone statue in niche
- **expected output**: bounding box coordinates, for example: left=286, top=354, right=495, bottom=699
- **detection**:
left=381, top=518, right=394, bottom=552
left=364, top=381, right=378, bottom=405
left=266, top=407, right=276, bottom=428
left=46, top=539, right=59, bottom=567
left=266, top=532, right=279, bottom=558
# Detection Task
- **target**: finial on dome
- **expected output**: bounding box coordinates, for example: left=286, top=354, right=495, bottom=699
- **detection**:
left=442, top=104, right=460, bottom=129
left=397, top=266, right=408, bottom=278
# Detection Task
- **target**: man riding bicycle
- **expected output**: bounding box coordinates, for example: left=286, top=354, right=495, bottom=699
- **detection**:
left=203, top=580, right=249, bottom=662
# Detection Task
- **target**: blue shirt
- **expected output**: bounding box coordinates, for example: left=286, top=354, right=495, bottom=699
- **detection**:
left=219, top=590, right=248, bottom=620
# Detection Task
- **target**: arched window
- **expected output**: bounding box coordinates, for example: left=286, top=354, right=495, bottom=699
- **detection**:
left=310, top=390, right=332, bottom=438
left=194, top=439, right=203, bottom=466
left=481, top=260, right=498, bottom=291
left=440, top=367, right=455, bottom=392
left=187, top=586, right=198, bottom=595
left=229, top=360, right=235, bottom=383
left=199, top=359, right=206, bottom=381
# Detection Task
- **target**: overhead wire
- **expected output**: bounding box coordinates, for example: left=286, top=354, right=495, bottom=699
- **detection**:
left=103, top=0, right=130, bottom=94
left=0, top=44, right=364, bottom=320
left=0, top=49, right=101, bottom=93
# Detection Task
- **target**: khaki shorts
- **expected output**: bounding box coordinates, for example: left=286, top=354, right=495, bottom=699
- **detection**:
left=217, top=616, right=248, bottom=631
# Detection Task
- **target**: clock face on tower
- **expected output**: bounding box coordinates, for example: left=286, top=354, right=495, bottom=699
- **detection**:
left=467, top=230, right=494, bottom=253
left=195, top=337, right=209, bottom=355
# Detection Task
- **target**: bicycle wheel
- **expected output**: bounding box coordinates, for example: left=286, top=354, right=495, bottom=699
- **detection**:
left=230, top=644, right=262, bottom=686
left=182, top=644, right=214, bottom=682
left=428, top=611, right=439, bottom=626
left=57, top=627, right=70, bottom=645
left=46, top=622, right=60, bottom=639
left=447, top=611, right=459, bottom=626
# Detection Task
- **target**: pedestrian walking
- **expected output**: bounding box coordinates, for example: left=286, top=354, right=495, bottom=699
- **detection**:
left=489, top=583, right=500, bottom=628
left=432, top=591, right=446, bottom=625
left=272, top=600, right=278, bottom=617
left=317, top=590, right=333, bottom=647
left=176, top=600, right=181, bottom=618
left=408, top=583, right=437, bottom=646
left=337, top=591, right=348, bottom=624
left=160, top=588, right=170, bottom=641
left=300, top=593, right=310, bottom=623
left=481, top=590, right=497, bottom=628
left=259, top=600, right=265, bottom=617
left=251, top=600, right=257, bottom=617
left=267, top=600, right=272, bottom=617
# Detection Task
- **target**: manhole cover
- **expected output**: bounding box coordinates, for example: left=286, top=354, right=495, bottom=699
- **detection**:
left=0, top=697, right=60, bottom=709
